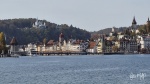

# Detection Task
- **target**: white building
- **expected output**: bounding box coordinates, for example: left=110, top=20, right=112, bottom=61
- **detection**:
left=86, top=41, right=97, bottom=53
left=96, top=37, right=105, bottom=53
left=32, top=18, right=46, bottom=28
left=66, top=40, right=81, bottom=52
left=140, top=36, right=150, bottom=49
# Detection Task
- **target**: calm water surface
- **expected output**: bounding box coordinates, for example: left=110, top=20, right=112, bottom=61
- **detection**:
left=0, top=54, right=150, bottom=84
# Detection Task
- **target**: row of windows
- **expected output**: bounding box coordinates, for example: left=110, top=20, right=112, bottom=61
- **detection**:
left=144, top=39, right=150, bottom=41
left=130, top=43, right=137, bottom=44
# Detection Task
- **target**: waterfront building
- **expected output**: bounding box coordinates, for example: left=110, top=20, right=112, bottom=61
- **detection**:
left=80, top=41, right=89, bottom=52
left=104, top=40, right=113, bottom=53
left=138, top=18, right=150, bottom=53
left=128, top=39, right=138, bottom=53
left=10, top=37, right=19, bottom=55
left=26, top=43, right=38, bottom=55
left=66, top=40, right=71, bottom=51
left=26, top=43, right=37, bottom=51
left=46, top=40, right=57, bottom=51
left=97, top=36, right=105, bottom=53
left=67, top=40, right=81, bottom=52
left=70, top=43, right=80, bottom=52
left=64, top=39, right=88, bottom=52
left=86, top=41, right=97, bottom=53
left=114, top=41, right=120, bottom=50
left=119, top=38, right=129, bottom=52
left=140, top=36, right=150, bottom=52
left=118, top=37, right=138, bottom=53
left=61, top=40, right=67, bottom=51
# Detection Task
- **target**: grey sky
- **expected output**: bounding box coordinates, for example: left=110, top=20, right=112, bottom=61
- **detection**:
left=0, top=0, right=150, bottom=31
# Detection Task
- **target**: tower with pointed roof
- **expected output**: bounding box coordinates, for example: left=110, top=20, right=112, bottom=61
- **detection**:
left=131, top=16, right=137, bottom=31
left=10, top=37, right=18, bottom=55
left=147, top=17, right=150, bottom=33
left=59, top=33, right=64, bottom=51
left=147, top=17, right=150, bottom=26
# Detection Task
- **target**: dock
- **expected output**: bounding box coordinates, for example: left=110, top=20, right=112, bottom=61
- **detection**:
left=31, top=51, right=103, bottom=56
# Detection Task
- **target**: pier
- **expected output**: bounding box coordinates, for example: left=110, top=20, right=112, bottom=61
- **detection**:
left=31, top=51, right=103, bottom=56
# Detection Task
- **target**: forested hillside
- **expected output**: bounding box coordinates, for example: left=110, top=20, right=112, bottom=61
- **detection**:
left=0, top=18, right=91, bottom=45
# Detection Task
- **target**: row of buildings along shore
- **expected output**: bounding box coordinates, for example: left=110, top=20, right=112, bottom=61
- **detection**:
left=8, top=17, right=150, bottom=56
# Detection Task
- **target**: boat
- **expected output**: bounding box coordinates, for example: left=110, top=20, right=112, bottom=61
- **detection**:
left=11, top=54, right=19, bottom=58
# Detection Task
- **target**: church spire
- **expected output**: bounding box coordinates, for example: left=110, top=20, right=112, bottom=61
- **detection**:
left=148, top=17, right=150, bottom=22
left=147, top=17, right=150, bottom=26
left=132, top=16, right=137, bottom=25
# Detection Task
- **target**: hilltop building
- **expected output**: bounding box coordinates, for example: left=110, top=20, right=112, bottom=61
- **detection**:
left=109, top=27, right=115, bottom=36
left=32, top=18, right=46, bottom=28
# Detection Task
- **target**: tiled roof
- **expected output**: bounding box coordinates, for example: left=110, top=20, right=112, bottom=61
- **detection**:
left=10, top=37, right=18, bottom=45
left=71, top=40, right=82, bottom=45
left=88, top=41, right=96, bottom=49
left=132, top=16, right=137, bottom=24
left=47, top=40, right=54, bottom=45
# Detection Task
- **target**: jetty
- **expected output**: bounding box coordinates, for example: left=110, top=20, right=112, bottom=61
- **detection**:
left=29, top=51, right=103, bottom=56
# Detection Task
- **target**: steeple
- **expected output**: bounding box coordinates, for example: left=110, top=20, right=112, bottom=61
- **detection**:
left=10, top=37, right=18, bottom=45
left=147, top=17, right=150, bottom=26
left=132, top=16, right=137, bottom=25
left=147, top=17, right=150, bottom=22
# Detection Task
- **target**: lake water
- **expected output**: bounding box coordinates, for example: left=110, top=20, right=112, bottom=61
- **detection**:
left=0, top=54, right=150, bottom=84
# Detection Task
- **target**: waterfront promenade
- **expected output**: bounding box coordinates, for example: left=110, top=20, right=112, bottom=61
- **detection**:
left=31, top=51, right=103, bottom=56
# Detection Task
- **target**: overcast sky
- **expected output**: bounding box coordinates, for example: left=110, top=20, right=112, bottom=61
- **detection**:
left=0, top=0, right=150, bottom=31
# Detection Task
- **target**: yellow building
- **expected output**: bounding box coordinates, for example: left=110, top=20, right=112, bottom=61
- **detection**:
left=97, top=38, right=104, bottom=53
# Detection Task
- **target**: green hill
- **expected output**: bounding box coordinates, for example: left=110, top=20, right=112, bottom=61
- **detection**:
left=0, top=18, right=91, bottom=45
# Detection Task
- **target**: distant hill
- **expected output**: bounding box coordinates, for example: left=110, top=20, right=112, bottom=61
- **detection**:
left=0, top=18, right=91, bottom=45
left=91, top=27, right=128, bottom=35
left=91, top=25, right=142, bottom=35
left=90, top=25, right=143, bottom=40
